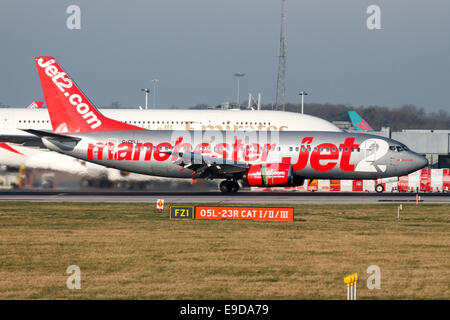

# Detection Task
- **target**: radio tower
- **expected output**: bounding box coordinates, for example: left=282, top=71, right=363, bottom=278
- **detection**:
left=275, top=0, right=287, bottom=111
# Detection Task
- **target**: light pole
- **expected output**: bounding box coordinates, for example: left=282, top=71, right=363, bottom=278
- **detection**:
left=234, top=72, right=245, bottom=107
left=299, top=91, right=308, bottom=114
left=141, top=88, right=150, bottom=110
left=152, top=79, right=159, bottom=108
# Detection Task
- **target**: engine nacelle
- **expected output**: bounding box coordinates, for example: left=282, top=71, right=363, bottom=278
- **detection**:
left=246, top=163, right=304, bottom=187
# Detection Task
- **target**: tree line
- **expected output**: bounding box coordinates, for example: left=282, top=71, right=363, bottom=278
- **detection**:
left=275, top=103, right=450, bottom=131
left=192, top=102, right=449, bottom=131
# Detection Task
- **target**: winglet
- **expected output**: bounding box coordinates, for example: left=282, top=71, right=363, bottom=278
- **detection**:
left=21, top=129, right=81, bottom=142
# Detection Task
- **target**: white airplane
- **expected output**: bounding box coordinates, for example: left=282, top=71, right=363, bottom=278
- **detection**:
left=0, top=107, right=341, bottom=139
left=0, top=103, right=341, bottom=188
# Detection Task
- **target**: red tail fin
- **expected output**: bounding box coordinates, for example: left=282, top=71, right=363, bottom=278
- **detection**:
left=27, top=101, right=44, bottom=109
left=34, top=56, right=144, bottom=133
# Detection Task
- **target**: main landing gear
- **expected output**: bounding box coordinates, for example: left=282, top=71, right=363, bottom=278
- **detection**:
left=219, top=180, right=240, bottom=193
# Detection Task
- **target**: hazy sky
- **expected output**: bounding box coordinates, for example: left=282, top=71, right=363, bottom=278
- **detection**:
left=1, top=0, right=449, bottom=112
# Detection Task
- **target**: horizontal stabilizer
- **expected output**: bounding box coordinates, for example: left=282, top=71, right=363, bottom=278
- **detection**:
left=21, top=129, right=81, bottom=142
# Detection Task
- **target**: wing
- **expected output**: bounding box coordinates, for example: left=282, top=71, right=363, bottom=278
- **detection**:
left=169, top=151, right=249, bottom=179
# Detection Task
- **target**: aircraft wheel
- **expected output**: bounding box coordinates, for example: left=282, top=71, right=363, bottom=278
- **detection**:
left=230, top=181, right=240, bottom=193
left=375, top=184, right=385, bottom=193
left=219, top=180, right=232, bottom=193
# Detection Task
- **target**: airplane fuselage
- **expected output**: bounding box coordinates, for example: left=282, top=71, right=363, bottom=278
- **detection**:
left=42, top=130, right=427, bottom=181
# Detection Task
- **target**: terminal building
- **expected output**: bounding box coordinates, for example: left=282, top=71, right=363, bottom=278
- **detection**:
left=333, top=121, right=450, bottom=169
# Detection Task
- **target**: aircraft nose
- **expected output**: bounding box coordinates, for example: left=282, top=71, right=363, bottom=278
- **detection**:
left=414, top=154, right=428, bottom=170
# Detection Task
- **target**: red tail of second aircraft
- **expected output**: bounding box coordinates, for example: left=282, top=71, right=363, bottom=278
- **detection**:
left=27, top=101, right=44, bottom=109
left=34, top=56, right=144, bottom=133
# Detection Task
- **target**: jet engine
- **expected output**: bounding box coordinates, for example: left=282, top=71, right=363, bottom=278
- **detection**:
left=245, top=163, right=304, bottom=187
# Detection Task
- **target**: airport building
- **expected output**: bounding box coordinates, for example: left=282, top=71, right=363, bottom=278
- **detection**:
left=333, top=121, right=450, bottom=169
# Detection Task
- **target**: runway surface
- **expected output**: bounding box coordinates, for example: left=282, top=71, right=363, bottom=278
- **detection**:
left=0, top=190, right=449, bottom=204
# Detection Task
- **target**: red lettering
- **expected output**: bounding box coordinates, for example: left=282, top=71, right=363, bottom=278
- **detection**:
left=194, top=142, right=211, bottom=154
left=87, top=143, right=105, bottom=160
left=142, top=142, right=153, bottom=161
left=115, top=142, right=133, bottom=161
left=172, top=137, right=192, bottom=160
left=133, top=143, right=142, bottom=161
left=153, top=142, right=172, bottom=161
left=243, top=143, right=261, bottom=162
left=107, top=141, right=115, bottom=160
left=310, top=143, right=339, bottom=171
left=290, top=137, right=313, bottom=170
left=339, top=138, right=359, bottom=171
left=261, top=143, right=276, bottom=162
left=232, top=139, right=243, bottom=161
left=214, top=143, right=229, bottom=159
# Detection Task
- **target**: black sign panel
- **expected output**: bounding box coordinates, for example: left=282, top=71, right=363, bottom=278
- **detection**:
left=170, top=206, right=194, bottom=219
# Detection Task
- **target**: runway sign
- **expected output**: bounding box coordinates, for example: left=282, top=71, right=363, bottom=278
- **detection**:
left=156, top=199, right=164, bottom=212
left=195, top=206, right=294, bottom=222
left=170, top=206, right=194, bottom=219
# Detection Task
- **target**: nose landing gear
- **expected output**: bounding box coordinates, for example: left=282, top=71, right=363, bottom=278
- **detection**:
left=219, top=180, right=240, bottom=193
left=375, top=183, right=385, bottom=193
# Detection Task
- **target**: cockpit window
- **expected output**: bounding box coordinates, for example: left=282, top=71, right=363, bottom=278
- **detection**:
left=389, top=146, right=396, bottom=151
left=396, top=146, right=404, bottom=152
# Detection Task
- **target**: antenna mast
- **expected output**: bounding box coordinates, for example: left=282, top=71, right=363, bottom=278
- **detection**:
left=275, top=0, right=287, bottom=111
